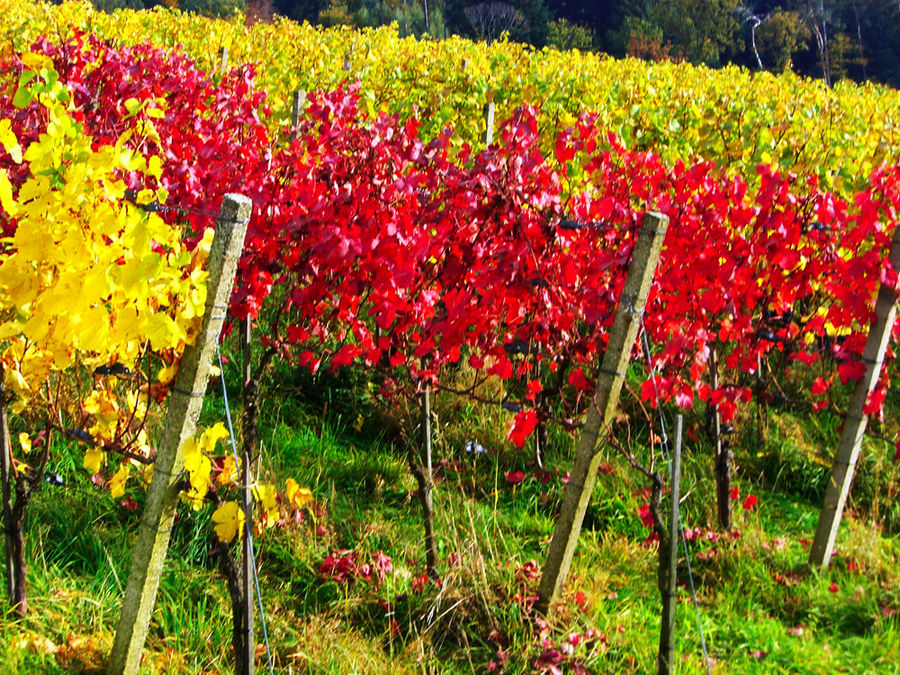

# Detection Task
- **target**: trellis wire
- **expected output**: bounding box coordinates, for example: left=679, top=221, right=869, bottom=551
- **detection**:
left=638, top=313, right=712, bottom=675
left=216, top=345, right=275, bottom=675
left=127, top=189, right=235, bottom=222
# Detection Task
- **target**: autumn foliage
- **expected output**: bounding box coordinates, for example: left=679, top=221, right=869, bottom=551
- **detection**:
left=3, top=33, right=898, bottom=459
left=0, top=31, right=897, bottom=624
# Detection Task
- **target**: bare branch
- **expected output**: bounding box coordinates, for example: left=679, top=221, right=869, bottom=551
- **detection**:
left=464, top=2, right=528, bottom=42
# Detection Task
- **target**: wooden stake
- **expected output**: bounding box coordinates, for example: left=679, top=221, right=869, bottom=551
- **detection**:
left=241, top=451, right=255, bottom=675
left=810, top=227, right=900, bottom=569
left=710, top=346, right=732, bottom=530
left=0, top=365, right=14, bottom=604
left=422, top=387, right=436, bottom=572
left=108, top=194, right=251, bottom=675
left=536, top=211, right=669, bottom=617
left=241, top=317, right=252, bottom=389
left=409, top=388, right=437, bottom=573
left=219, top=46, right=229, bottom=74
left=658, top=415, right=682, bottom=675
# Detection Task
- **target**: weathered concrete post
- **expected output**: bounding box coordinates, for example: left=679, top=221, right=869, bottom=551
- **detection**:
left=107, top=194, right=251, bottom=675
left=536, top=211, right=669, bottom=617
left=291, top=89, right=306, bottom=129
left=483, top=101, right=495, bottom=146
left=810, top=228, right=900, bottom=569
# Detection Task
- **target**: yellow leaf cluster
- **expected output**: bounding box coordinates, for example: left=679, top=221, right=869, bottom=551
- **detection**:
left=180, top=423, right=228, bottom=510
left=0, top=62, right=210, bottom=478
left=83, top=390, right=120, bottom=444
left=0, top=67, right=205, bottom=368
left=252, top=482, right=279, bottom=528
left=210, top=477, right=312, bottom=542
left=217, top=454, right=239, bottom=486
left=285, top=478, right=313, bottom=510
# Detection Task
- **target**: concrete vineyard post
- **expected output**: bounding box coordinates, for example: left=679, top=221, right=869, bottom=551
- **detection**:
left=291, top=89, right=306, bottom=129
left=536, top=211, right=669, bottom=617
left=483, top=101, right=495, bottom=146
left=809, top=228, right=900, bottom=569
left=107, top=194, right=251, bottom=675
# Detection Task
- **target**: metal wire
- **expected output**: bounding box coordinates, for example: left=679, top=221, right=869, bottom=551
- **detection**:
left=126, top=190, right=249, bottom=224
left=638, top=314, right=712, bottom=675
left=216, top=345, right=275, bottom=675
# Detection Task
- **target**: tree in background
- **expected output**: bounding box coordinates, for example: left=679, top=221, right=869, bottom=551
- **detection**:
left=243, top=0, right=276, bottom=22
left=599, top=0, right=654, bottom=55
left=463, top=2, right=528, bottom=41
left=318, top=1, right=446, bottom=37
left=270, top=0, right=327, bottom=22
left=753, top=9, right=811, bottom=71
left=446, top=0, right=550, bottom=45
left=606, top=15, right=674, bottom=60
left=550, top=0, right=624, bottom=35
left=836, top=0, right=900, bottom=84
left=90, top=0, right=145, bottom=12
left=652, top=0, right=743, bottom=65
left=602, top=0, right=742, bottom=65
left=546, top=18, right=596, bottom=50
left=795, top=0, right=835, bottom=84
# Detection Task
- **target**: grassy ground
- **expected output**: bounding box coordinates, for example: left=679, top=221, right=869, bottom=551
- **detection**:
left=0, top=354, right=898, bottom=673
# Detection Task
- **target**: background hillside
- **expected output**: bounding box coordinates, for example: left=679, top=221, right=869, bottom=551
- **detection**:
left=86, top=0, right=900, bottom=89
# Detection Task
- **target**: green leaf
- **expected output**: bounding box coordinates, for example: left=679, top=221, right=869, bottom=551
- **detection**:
left=124, top=97, right=142, bottom=117
left=12, top=86, right=33, bottom=110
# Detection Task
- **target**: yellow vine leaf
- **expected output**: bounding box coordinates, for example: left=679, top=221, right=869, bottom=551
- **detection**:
left=180, top=424, right=229, bottom=509
left=181, top=435, right=212, bottom=510
left=212, top=501, right=244, bottom=542
left=156, top=363, right=178, bottom=385
left=217, top=454, right=239, bottom=486
left=0, top=119, right=22, bottom=163
left=108, top=463, right=129, bottom=498
left=0, top=170, right=17, bottom=216
left=197, top=422, right=229, bottom=456
left=83, top=447, right=103, bottom=474
left=285, top=478, right=313, bottom=510
left=20, top=51, right=51, bottom=71
left=252, top=483, right=279, bottom=527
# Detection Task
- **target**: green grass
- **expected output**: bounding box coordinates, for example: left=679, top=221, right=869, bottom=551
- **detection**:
left=0, top=353, right=898, bottom=673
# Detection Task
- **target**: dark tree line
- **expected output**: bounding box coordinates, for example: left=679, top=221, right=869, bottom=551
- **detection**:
left=91, top=0, right=900, bottom=89
left=550, top=0, right=900, bottom=87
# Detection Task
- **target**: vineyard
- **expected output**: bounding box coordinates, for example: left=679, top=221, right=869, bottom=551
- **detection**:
left=0, top=1, right=899, bottom=673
